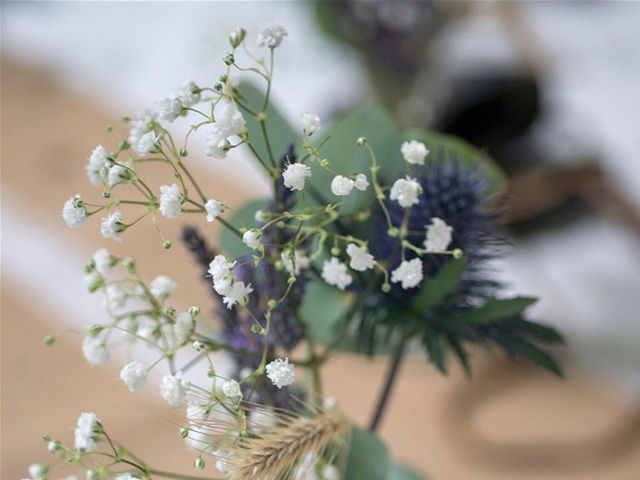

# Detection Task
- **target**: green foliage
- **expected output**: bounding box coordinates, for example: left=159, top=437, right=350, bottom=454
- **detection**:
left=411, top=257, right=467, bottom=311
left=299, top=278, right=349, bottom=345
left=388, top=462, right=425, bottom=480
left=345, top=427, right=391, bottom=480
left=449, top=296, right=538, bottom=324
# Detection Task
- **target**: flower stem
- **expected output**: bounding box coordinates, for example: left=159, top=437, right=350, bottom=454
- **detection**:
left=368, top=333, right=408, bottom=432
left=148, top=469, right=209, bottom=480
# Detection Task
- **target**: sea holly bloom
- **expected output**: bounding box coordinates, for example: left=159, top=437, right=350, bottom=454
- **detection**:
left=86, top=145, right=109, bottom=186
left=100, top=210, right=124, bottom=241
left=150, top=275, right=177, bottom=299
left=391, top=258, right=423, bottom=289
left=424, top=217, right=453, bottom=253
left=321, top=257, right=353, bottom=290
left=160, top=372, right=190, bottom=407
left=331, top=175, right=354, bottom=197
left=159, top=183, right=183, bottom=219
left=389, top=176, right=422, bottom=208
left=265, top=357, right=295, bottom=388
left=346, top=243, right=376, bottom=271
left=301, top=112, right=320, bottom=136
left=74, top=412, right=100, bottom=452
left=62, top=195, right=88, bottom=228
left=204, top=199, right=224, bottom=222
left=119, top=361, right=147, bottom=392
left=82, top=337, right=109, bottom=366
left=401, top=140, right=429, bottom=165
left=257, top=24, right=288, bottom=48
left=282, top=163, right=311, bottom=191
left=354, top=173, right=369, bottom=191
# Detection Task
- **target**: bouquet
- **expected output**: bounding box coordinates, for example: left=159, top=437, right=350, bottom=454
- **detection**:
left=35, top=24, right=563, bottom=480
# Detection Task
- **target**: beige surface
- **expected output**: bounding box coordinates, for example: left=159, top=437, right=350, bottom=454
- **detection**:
left=3, top=61, right=640, bottom=479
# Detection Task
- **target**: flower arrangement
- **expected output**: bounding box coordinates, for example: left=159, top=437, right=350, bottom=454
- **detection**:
left=38, top=24, right=563, bottom=480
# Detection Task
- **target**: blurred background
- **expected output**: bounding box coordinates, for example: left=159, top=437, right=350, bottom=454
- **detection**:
left=3, top=1, right=640, bottom=479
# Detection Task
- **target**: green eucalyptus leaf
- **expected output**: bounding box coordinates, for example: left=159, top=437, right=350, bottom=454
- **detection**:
left=217, top=199, right=267, bottom=258
left=513, top=319, right=565, bottom=345
left=388, top=462, right=425, bottom=480
left=423, top=324, right=447, bottom=373
left=299, top=279, right=348, bottom=345
left=411, top=257, right=467, bottom=312
left=345, top=427, right=390, bottom=480
left=237, top=81, right=298, bottom=166
left=452, top=296, right=538, bottom=325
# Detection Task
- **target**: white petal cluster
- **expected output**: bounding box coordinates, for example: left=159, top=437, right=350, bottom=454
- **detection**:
left=257, top=24, right=288, bottom=48
left=28, top=464, right=47, bottom=479
left=63, top=195, right=88, bottom=228
left=104, top=284, right=127, bottom=309
left=100, top=210, right=123, bottom=241
left=174, top=312, right=194, bottom=345
left=389, top=176, right=422, bottom=208
left=281, top=249, right=311, bottom=275
left=128, top=109, right=156, bottom=147
left=205, top=102, right=245, bottom=159
left=74, top=412, right=100, bottom=452
left=82, top=337, right=109, bottom=366
left=150, top=275, right=177, bottom=299
left=180, top=79, right=201, bottom=107
left=157, top=95, right=183, bottom=123
left=354, top=173, right=370, bottom=191
left=222, top=379, right=242, bottom=400
left=401, top=140, right=429, bottom=165
left=302, top=112, right=321, bottom=136
left=331, top=175, right=354, bottom=197
left=265, top=357, right=295, bottom=389
left=346, top=243, right=376, bottom=271
left=119, top=361, right=147, bottom=392
left=86, top=145, right=109, bottom=186
left=205, top=132, right=231, bottom=159
left=135, top=130, right=160, bottom=156
left=242, top=229, right=262, bottom=250
left=107, top=164, right=129, bottom=187
left=208, top=255, right=253, bottom=309
left=204, top=199, right=224, bottom=222
left=93, top=249, right=113, bottom=276
left=424, top=217, right=453, bottom=253
left=391, top=258, right=424, bottom=289
left=159, top=183, right=183, bottom=219
left=114, top=474, right=141, bottom=480
left=282, top=163, right=312, bottom=191
left=321, top=257, right=353, bottom=290
left=186, top=404, right=209, bottom=425
left=160, top=372, right=190, bottom=407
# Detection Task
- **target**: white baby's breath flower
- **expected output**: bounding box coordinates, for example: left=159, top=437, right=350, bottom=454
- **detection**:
left=216, top=101, right=246, bottom=137
left=389, top=176, right=422, bottom=208
left=258, top=24, right=288, bottom=48
left=354, top=173, right=369, bottom=191
left=401, top=140, right=429, bottom=165
left=28, top=464, right=48, bottom=479
left=120, top=316, right=138, bottom=343
left=205, top=130, right=230, bottom=159
left=157, top=94, right=183, bottom=122
left=254, top=209, right=268, bottom=223
left=150, top=275, right=177, bottom=299
left=174, top=312, right=194, bottom=345
left=265, top=357, right=295, bottom=389
left=86, top=145, right=109, bottom=186
left=424, top=217, right=453, bottom=253
left=179, top=79, right=201, bottom=107
left=192, top=340, right=206, bottom=352
left=82, top=337, right=109, bottom=366
left=208, top=255, right=235, bottom=282
left=186, top=404, right=209, bottom=425
left=321, top=257, right=353, bottom=290
left=301, top=112, right=321, bottom=136
left=159, top=183, right=183, bottom=219
left=137, top=323, right=158, bottom=343
left=100, top=210, right=124, bottom=241
left=135, top=130, right=160, bottom=156
left=84, top=271, right=102, bottom=292
left=74, top=412, right=100, bottom=452
left=92, top=248, right=113, bottom=276
left=222, top=281, right=253, bottom=309
left=104, top=284, right=127, bottom=309
left=63, top=195, right=88, bottom=228
left=128, top=109, right=156, bottom=146
left=331, top=175, right=355, bottom=197
left=391, top=258, right=423, bottom=289
left=114, top=474, right=141, bottom=480
left=222, top=379, right=242, bottom=400
left=242, top=229, right=262, bottom=250
left=281, top=249, right=311, bottom=275
left=282, top=163, right=312, bottom=191
left=204, top=199, right=224, bottom=222
left=119, top=361, right=147, bottom=392
left=346, top=243, right=376, bottom=271
left=107, top=164, right=129, bottom=187
left=160, top=372, right=190, bottom=407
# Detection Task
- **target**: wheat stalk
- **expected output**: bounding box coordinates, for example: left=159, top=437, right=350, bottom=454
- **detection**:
left=227, top=407, right=349, bottom=480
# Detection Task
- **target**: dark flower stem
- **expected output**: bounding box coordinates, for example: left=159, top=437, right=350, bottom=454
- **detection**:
left=368, top=334, right=408, bottom=432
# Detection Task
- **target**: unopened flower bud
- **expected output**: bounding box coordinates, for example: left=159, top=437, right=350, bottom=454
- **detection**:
left=194, top=457, right=205, bottom=470
left=179, top=147, right=188, bottom=157
left=267, top=299, right=278, bottom=309
left=229, top=27, right=246, bottom=48
left=163, top=240, right=172, bottom=250
left=387, top=227, right=399, bottom=237
left=43, top=335, right=56, bottom=347
left=223, top=53, right=235, bottom=66
left=165, top=307, right=176, bottom=318
left=179, top=427, right=189, bottom=438
left=86, top=324, right=104, bottom=336
left=189, top=306, right=200, bottom=318
left=330, top=247, right=340, bottom=256
left=381, top=283, right=391, bottom=293
left=452, top=248, right=463, bottom=259
left=356, top=137, right=367, bottom=146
